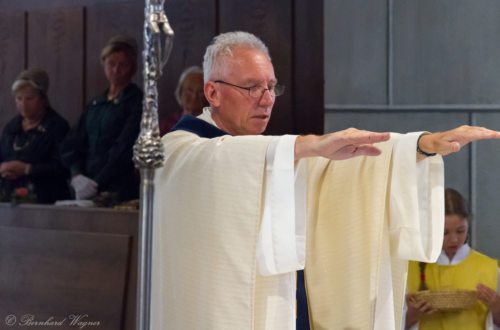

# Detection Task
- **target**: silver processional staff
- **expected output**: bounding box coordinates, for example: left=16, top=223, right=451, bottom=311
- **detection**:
left=133, top=0, right=174, bottom=329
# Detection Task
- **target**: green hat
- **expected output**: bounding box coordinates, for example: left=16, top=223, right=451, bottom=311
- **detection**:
left=12, top=68, right=49, bottom=96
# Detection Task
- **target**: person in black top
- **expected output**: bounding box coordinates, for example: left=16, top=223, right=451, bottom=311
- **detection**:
left=61, top=35, right=143, bottom=202
left=0, top=68, right=70, bottom=203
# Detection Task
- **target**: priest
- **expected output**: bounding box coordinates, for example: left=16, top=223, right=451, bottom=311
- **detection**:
left=151, top=31, right=500, bottom=330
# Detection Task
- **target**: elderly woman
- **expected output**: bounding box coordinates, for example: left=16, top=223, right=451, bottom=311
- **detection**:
left=159, top=66, right=208, bottom=135
left=405, top=188, right=500, bottom=330
left=0, top=68, right=70, bottom=203
left=61, top=35, right=143, bottom=202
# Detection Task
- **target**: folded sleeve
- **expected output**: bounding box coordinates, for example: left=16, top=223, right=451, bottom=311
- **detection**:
left=256, top=134, right=307, bottom=276
left=389, top=132, right=445, bottom=262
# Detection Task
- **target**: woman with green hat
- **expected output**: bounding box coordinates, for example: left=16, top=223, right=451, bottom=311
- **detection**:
left=0, top=67, right=70, bottom=203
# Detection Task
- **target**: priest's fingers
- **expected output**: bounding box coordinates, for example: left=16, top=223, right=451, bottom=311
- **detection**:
left=296, top=129, right=390, bottom=160
left=419, top=126, right=500, bottom=156
left=332, top=144, right=383, bottom=160
left=450, top=125, right=500, bottom=143
left=334, top=128, right=390, bottom=146
left=439, top=126, right=500, bottom=154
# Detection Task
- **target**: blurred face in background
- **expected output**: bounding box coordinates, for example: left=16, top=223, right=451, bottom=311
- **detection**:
left=443, top=214, right=469, bottom=260
left=103, top=50, right=135, bottom=88
left=14, top=85, right=46, bottom=120
left=180, top=72, right=207, bottom=116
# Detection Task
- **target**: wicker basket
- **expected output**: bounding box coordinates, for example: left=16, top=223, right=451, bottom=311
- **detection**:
left=413, top=290, right=477, bottom=311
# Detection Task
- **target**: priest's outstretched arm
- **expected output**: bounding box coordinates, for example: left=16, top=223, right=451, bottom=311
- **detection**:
left=293, top=125, right=500, bottom=161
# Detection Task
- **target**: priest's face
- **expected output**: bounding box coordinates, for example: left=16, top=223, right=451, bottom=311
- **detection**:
left=443, top=214, right=468, bottom=260
left=206, top=47, right=276, bottom=135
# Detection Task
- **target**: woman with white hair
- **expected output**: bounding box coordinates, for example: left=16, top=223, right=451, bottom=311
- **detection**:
left=159, top=66, right=208, bottom=135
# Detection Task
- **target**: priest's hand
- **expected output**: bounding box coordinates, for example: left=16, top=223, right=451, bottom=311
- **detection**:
left=294, top=128, right=390, bottom=160
left=404, top=293, right=437, bottom=329
left=417, top=125, right=500, bottom=160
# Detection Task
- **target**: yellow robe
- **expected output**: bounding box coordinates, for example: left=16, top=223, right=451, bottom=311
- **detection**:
left=407, top=250, right=498, bottom=330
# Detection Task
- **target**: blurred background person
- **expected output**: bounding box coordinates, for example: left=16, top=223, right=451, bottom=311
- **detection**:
left=61, top=35, right=142, bottom=202
left=405, top=188, right=500, bottom=330
left=159, top=66, right=208, bottom=135
left=0, top=68, right=70, bottom=203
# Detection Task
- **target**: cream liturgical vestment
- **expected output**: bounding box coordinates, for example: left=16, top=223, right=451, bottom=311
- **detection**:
left=305, top=137, right=444, bottom=330
left=151, top=112, right=445, bottom=330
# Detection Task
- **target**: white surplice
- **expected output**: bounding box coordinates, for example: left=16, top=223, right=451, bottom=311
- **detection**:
left=255, top=130, right=443, bottom=330
left=151, top=108, right=445, bottom=330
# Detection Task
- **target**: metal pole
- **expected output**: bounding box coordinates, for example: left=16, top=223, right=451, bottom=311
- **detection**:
left=133, top=1, right=174, bottom=329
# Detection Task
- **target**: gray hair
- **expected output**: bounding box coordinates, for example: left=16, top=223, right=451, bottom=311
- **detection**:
left=202, top=31, right=270, bottom=82
left=174, top=66, right=203, bottom=105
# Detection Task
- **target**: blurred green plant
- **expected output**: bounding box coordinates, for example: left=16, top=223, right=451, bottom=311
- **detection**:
left=92, top=191, right=120, bottom=208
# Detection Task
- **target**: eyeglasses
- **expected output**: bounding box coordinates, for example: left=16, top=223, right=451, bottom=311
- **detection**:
left=214, top=80, right=285, bottom=98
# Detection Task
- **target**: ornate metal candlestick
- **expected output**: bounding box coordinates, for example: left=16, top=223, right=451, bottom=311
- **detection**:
left=133, top=1, right=173, bottom=329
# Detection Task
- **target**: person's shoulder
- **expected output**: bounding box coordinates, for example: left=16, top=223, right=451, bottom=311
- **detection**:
left=85, top=90, right=108, bottom=108
left=2, top=115, right=22, bottom=134
left=471, top=249, right=498, bottom=264
left=171, top=115, right=229, bottom=138
left=43, top=108, right=70, bottom=130
left=121, top=84, right=143, bottom=117
left=123, top=83, right=143, bottom=99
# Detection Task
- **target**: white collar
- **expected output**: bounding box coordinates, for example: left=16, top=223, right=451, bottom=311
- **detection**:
left=436, top=243, right=471, bottom=265
left=198, top=107, right=219, bottom=128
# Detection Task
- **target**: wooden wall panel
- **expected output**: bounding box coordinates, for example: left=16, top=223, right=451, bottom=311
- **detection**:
left=0, top=11, right=25, bottom=133
left=0, top=227, right=131, bottom=329
left=0, top=0, right=136, bottom=10
left=159, top=0, right=216, bottom=119
left=86, top=1, right=144, bottom=105
left=218, top=0, right=294, bottom=135
left=294, top=1, right=324, bottom=134
left=28, top=7, right=84, bottom=126
left=0, top=204, right=138, bottom=330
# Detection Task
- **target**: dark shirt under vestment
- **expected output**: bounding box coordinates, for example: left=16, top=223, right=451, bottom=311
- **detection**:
left=0, top=108, right=70, bottom=203
left=61, top=83, right=143, bottom=201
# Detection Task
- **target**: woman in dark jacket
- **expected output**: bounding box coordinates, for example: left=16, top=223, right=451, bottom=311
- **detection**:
left=0, top=68, right=70, bottom=203
left=61, top=35, right=142, bottom=202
